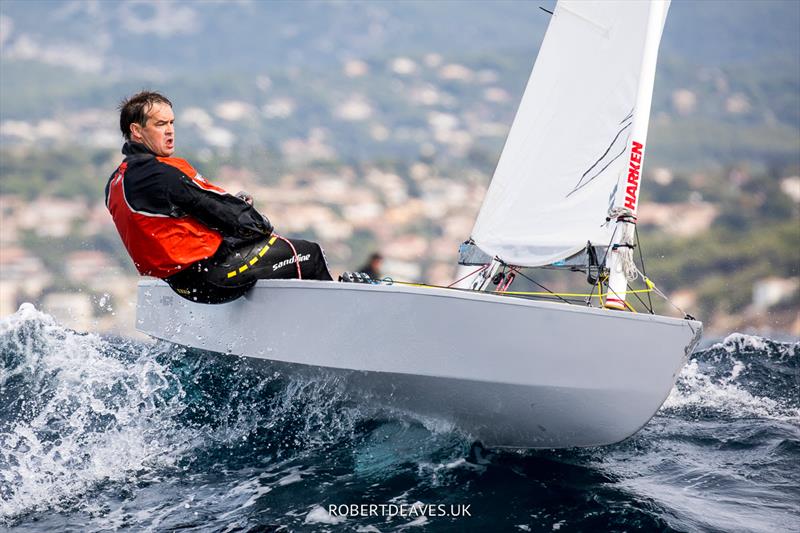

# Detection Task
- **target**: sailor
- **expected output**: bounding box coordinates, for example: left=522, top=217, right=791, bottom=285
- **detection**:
left=105, top=90, right=333, bottom=303
left=357, top=252, right=384, bottom=279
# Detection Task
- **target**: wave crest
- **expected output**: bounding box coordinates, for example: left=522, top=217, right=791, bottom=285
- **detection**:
left=0, top=305, right=362, bottom=524
left=662, top=333, right=799, bottom=420
left=0, top=304, right=192, bottom=521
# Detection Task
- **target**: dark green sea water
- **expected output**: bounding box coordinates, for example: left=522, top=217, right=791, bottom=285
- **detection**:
left=1, top=305, right=798, bottom=532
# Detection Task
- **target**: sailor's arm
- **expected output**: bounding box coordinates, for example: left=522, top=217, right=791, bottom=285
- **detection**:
left=164, top=168, right=272, bottom=240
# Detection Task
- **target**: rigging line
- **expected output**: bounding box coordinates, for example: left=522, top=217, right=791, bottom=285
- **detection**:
left=586, top=274, right=600, bottom=306
left=494, top=291, right=589, bottom=304
left=496, top=262, right=511, bottom=292
left=596, top=279, right=605, bottom=307
left=635, top=225, right=654, bottom=313
left=539, top=6, right=554, bottom=15
left=610, top=283, right=638, bottom=313
left=499, top=270, right=516, bottom=292
left=566, top=121, right=632, bottom=197
left=381, top=278, right=654, bottom=301
left=628, top=281, right=649, bottom=312
left=599, top=224, right=619, bottom=267
left=511, top=267, right=574, bottom=306
left=604, top=283, right=634, bottom=312
left=638, top=273, right=694, bottom=320
left=498, top=288, right=652, bottom=298
left=448, top=263, right=489, bottom=288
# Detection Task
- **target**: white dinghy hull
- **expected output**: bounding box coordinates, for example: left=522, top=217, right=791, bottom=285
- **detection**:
left=137, top=279, right=701, bottom=449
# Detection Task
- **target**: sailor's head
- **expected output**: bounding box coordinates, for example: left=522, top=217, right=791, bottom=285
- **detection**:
left=119, top=91, right=175, bottom=157
left=368, top=252, right=383, bottom=269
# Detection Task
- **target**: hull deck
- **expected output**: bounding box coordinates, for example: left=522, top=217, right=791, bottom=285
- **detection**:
left=137, top=279, right=702, bottom=448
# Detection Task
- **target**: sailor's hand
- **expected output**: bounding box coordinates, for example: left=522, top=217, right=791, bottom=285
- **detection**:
left=235, top=190, right=254, bottom=206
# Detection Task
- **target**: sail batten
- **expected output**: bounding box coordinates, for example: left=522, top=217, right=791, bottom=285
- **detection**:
left=469, top=0, right=670, bottom=267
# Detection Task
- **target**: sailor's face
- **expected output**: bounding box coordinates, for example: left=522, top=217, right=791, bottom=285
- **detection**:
left=134, top=102, right=175, bottom=157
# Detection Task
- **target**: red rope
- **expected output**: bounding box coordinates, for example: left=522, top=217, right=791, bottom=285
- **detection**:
left=497, top=271, right=516, bottom=292
left=274, top=234, right=302, bottom=279
left=447, top=264, right=489, bottom=288
left=496, top=267, right=518, bottom=292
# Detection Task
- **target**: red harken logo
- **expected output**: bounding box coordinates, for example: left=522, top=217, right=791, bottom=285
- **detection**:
left=624, top=141, right=644, bottom=210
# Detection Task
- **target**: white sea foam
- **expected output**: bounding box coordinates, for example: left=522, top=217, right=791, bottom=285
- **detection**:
left=217, top=474, right=275, bottom=520
left=621, top=476, right=797, bottom=533
left=277, top=470, right=303, bottom=486
left=304, top=505, right=346, bottom=525
left=662, top=359, right=785, bottom=418
left=0, top=305, right=191, bottom=521
left=605, top=331, right=800, bottom=533
left=355, top=525, right=382, bottom=532
left=413, top=456, right=484, bottom=488
left=662, top=333, right=799, bottom=420
left=713, top=332, right=770, bottom=353
left=1, top=304, right=367, bottom=524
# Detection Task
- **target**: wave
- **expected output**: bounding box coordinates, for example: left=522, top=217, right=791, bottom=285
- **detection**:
left=2, top=305, right=797, bottom=531
left=603, top=333, right=800, bottom=533
left=0, top=304, right=366, bottom=524
left=662, top=332, right=799, bottom=420
left=1, top=304, right=190, bottom=520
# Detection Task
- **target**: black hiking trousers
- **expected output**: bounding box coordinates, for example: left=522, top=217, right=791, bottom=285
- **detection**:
left=165, top=234, right=333, bottom=304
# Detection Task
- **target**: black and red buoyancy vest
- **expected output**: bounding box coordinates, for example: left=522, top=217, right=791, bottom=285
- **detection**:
left=105, top=145, right=227, bottom=277
left=106, top=143, right=272, bottom=279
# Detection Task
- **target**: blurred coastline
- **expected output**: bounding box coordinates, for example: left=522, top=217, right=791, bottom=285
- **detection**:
left=0, top=0, right=798, bottom=338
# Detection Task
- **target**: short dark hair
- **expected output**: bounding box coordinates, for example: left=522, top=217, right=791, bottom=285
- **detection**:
left=119, top=91, right=173, bottom=140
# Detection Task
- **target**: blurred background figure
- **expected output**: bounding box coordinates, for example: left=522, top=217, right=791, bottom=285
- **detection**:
left=358, top=252, right=383, bottom=279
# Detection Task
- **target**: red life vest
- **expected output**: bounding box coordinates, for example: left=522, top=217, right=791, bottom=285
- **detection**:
left=106, top=158, right=223, bottom=278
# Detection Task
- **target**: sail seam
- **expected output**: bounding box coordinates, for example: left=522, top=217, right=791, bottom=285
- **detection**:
left=558, top=4, right=611, bottom=37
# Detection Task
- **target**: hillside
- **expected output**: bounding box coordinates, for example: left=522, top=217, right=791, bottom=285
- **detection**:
left=1, top=0, right=798, bottom=169
left=0, top=0, right=798, bottom=336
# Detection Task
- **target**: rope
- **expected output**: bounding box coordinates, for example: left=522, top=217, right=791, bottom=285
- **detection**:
left=448, top=264, right=489, bottom=288
left=386, top=278, right=653, bottom=306
left=637, top=270, right=693, bottom=318
left=594, top=278, right=605, bottom=307
left=607, top=206, right=638, bottom=223
left=509, top=267, right=574, bottom=306
left=605, top=283, right=637, bottom=313
left=634, top=225, right=654, bottom=313
left=274, top=233, right=302, bottom=279
left=497, top=270, right=516, bottom=292
left=607, top=206, right=638, bottom=283
left=498, top=288, right=654, bottom=298
left=377, top=269, right=698, bottom=317
left=628, top=281, right=650, bottom=312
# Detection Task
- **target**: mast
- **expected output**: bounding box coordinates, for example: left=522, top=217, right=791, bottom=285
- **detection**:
left=604, top=0, right=670, bottom=311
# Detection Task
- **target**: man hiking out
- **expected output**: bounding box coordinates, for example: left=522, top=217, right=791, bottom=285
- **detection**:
left=105, top=90, right=333, bottom=303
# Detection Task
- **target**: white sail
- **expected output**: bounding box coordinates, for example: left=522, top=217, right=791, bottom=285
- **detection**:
left=470, top=0, right=670, bottom=267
